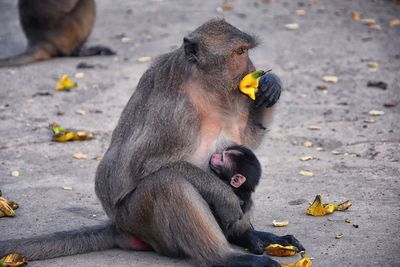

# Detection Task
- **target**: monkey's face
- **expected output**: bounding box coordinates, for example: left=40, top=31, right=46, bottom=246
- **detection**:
left=183, top=19, right=258, bottom=94
left=209, top=149, right=241, bottom=180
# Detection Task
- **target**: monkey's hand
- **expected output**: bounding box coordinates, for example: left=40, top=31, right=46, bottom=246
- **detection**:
left=255, top=73, right=282, bottom=108
left=252, top=230, right=305, bottom=252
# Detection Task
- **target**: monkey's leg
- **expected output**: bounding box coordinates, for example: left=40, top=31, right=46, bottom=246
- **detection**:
left=116, top=170, right=280, bottom=267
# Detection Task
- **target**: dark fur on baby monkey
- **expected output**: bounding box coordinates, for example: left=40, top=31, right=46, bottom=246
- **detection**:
left=210, top=145, right=261, bottom=214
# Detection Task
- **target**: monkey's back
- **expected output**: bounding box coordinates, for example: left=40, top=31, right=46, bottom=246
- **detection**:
left=18, top=0, right=95, bottom=55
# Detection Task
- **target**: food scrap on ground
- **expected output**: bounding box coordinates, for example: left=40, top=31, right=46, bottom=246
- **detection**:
left=272, top=220, right=289, bottom=227
left=0, top=252, right=28, bottom=267
left=282, top=252, right=312, bottom=267
left=307, top=195, right=352, bottom=216
left=265, top=244, right=297, bottom=257
left=51, top=123, right=94, bottom=142
left=55, top=75, right=77, bottom=91
left=0, top=193, right=19, bottom=218
left=299, top=170, right=314, bottom=177
left=323, top=76, right=338, bottom=84
left=137, top=56, right=152, bottom=63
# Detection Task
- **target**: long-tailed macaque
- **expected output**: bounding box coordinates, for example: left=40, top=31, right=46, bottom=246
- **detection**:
left=0, top=20, right=304, bottom=267
left=0, top=0, right=114, bottom=67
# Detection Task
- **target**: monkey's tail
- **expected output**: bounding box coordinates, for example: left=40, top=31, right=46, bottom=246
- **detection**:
left=0, top=223, right=119, bottom=260
left=0, top=47, right=51, bottom=68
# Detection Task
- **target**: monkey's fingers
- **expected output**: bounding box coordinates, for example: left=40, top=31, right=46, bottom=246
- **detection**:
left=255, top=73, right=282, bottom=108
left=253, top=231, right=306, bottom=253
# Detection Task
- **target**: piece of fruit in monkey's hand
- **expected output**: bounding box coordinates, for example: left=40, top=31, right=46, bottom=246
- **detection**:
left=239, top=70, right=266, bottom=100
left=0, top=252, right=28, bottom=267
left=265, top=244, right=298, bottom=257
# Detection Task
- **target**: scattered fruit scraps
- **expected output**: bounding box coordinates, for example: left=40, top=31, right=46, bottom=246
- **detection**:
left=51, top=123, right=94, bottom=142
left=0, top=194, right=19, bottom=218
left=265, top=244, right=297, bottom=257
left=272, top=220, right=289, bottom=227
left=55, top=75, right=77, bottom=91
left=282, top=252, right=312, bottom=267
left=307, top=195, right=352, bottom=216
left=0, top=252, right=28, bottom=267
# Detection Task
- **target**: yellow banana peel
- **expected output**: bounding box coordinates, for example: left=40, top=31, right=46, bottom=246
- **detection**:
left=265, top=244, right=297, bottom=257
left=0, top=252, right=28, bottom=267
left=307, top=195, right=352, bottom=216
left=282, top=252, right=312, bottom=267
left=0, top=197, right=16, bottom=218
left=55, top=75, right=77, bottom=91
left=51, top=123, right=94, bottom=142
left=239, top=70, right=265, bottom=100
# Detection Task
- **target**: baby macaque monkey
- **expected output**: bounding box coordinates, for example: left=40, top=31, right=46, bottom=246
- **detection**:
left=209, top=145, right=261, bottom=213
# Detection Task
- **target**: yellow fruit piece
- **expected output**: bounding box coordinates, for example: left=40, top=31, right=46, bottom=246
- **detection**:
left=351, top=12, right=361, bottom=21
left=265, top=244, right=297, bottom=257
left=239, top=70, right=265, bottom=100
left=299, top=156, right=314, bottom=161
left=0, top=198, right=15, bottom=218
left=282, top=252, right=312, bottom=267
left=73, top=131, right=94, bottom=141
left=323, top=76, right=338, bottom=84
left=137, top=56, right=152, bottom=63
left=323, top=203, right=336, bottom=214
left=337, top=200, right=352, bottom=211
left=51, top=123, right=94, bottom=142
left=0, top=252, right=28, bottom=267
left=367, top=61, right=379, bottom=68
left=369, top=110, right=384, bottom=116
left=55, top=75, right=77, bottom=91
left=272, top=220, right=289, bottom=227
left=307, top=195, right=352, bottom=216
left=307, top=195, right=327, bottom=216
left=73, top=152, right=88, bottom=160
left=299, top=170, right=314, bottom=177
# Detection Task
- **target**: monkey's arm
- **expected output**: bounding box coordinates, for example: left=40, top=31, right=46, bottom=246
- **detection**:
left=242, top=73, right=282, bottom=147
left=169, top=161, right=243, bottom=233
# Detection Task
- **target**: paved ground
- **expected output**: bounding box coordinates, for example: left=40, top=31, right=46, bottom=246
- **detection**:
left=0, top=0, right=399, bottom=266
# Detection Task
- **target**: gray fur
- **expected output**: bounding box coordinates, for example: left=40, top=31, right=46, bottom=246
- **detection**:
left=1, top=20, right=276, bottom=266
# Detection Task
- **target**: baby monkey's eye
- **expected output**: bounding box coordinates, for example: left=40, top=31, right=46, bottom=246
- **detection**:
left=235, top=47, right=247, bottom=55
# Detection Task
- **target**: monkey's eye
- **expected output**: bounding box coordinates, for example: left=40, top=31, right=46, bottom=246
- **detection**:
left=235, top=47, right=247, bottom=55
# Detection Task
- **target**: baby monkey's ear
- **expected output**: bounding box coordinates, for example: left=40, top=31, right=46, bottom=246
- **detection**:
left=230, top=174, right=246, bottom=188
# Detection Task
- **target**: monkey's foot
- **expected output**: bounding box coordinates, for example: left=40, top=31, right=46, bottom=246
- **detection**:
left=77, top=45, right=116, bottom=57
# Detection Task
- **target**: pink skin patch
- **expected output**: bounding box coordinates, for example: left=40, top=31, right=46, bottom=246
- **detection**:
left=210, top=149, right=243, bottom=174
left=130, top=234, right=153, bottom=251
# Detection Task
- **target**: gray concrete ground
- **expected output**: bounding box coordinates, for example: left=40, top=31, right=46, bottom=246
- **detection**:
left=1, top=0, right=399, bottom=266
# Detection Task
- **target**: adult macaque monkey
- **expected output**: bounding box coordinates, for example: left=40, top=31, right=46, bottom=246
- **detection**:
left=0, top=0, right=114, bottom=67
left=0, top=20, right=304, bottom=266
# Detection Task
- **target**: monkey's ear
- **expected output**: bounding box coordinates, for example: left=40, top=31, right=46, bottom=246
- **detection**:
left=183, top=36, right=199, bottom=63
left=230, top=174, right=246, bottom=188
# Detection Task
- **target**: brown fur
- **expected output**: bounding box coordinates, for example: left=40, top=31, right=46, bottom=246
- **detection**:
left=0, top=0, right=113, bottom=67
